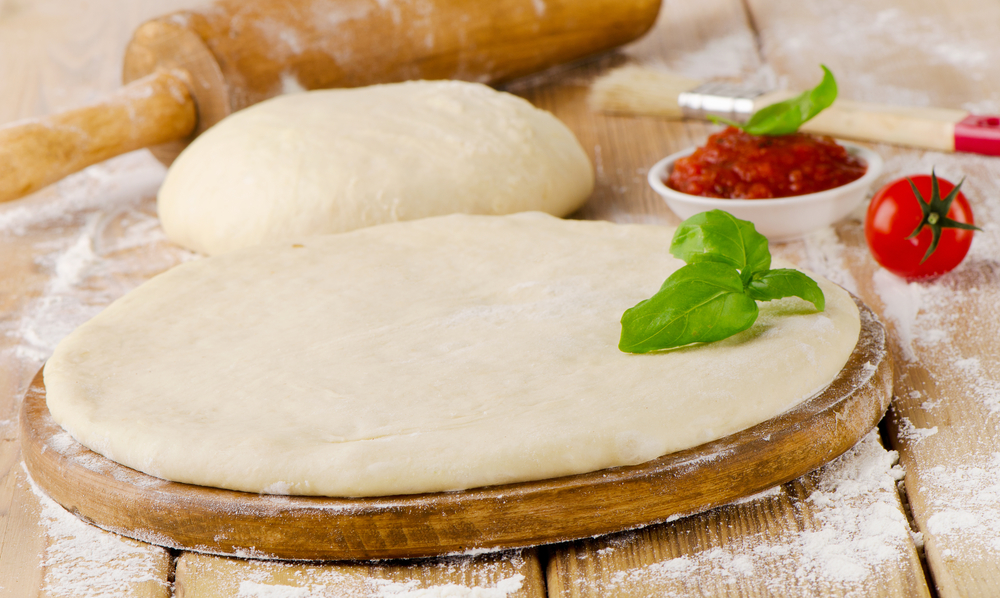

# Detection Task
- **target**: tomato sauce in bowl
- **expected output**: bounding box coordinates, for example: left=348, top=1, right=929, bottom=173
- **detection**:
left=666, top=127, right=867, bottom=199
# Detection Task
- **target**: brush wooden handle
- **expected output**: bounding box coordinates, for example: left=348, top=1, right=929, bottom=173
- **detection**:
left=0, top=70, right=196, bottom=203
left=801, top=100, right=969, bottom=152
left=0, top=0, right=660, bottom=204
left=751, top=91, right=970, bottom=150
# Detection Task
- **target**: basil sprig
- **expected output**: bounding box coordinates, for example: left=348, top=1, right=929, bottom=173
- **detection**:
left=711, top=65, right=838, bottom=136
left=618, top=211, right=825, bottom=354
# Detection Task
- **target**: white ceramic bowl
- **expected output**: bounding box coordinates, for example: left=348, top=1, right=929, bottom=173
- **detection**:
left=647, top=143, right=883, bottom=241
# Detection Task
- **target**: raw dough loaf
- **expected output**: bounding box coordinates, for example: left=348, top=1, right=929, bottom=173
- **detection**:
left=157, top=80, right=594, bottom=255
left=44, top=213, right=860, bottom=497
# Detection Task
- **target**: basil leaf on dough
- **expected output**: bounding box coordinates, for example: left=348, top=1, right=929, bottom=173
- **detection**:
left=711, top=65, right=837, bottom=136
left=619, top=211, right=826, bottom=354
left=619, top=262, right=759, bottom=354
left=670, top=210, right=771, bottom=283
left=747, top=269, right=826, bottom=311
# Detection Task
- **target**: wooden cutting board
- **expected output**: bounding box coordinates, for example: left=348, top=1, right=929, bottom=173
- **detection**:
left=20, top=297, right=891, bottom=561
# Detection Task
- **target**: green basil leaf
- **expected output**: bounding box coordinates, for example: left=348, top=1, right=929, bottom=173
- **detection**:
left=739, top=65, right=837, bottom=136
left=669, top=210, right=771, bottom=280
left=747, top=269, right=825, bottom=311
left=619, top=262, right=759, bottom=354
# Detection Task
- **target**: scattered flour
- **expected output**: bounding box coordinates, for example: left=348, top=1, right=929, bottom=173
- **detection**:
left=372, top=574, right=524, bottom=598
left=752, top=1, right=1000, bottom=111
left=240, top=581, right=313, bottom=598
left=1, top=151, right=196, bottom=365
left=619, top=0, right=767, bottom=87
left=207, top=554, right=528, bottom=598
left=896, top=417, right=939, bottom=444
left=925, top=510, right=980, bottom=536
left=664, top=32, right=761, bottom=82
left=856, top=151, right=1000, bottom=565
left=871, top=268, right=921, bottom=362
left=262, top=481, right=294, bottom=495
left=280, top=71, right=308, bottom=94
left=799, top=226, right=860, bottom=296
left=914, top=452, right=1000, bottom=555
left=730, top=484, right=783, bottom=505
left=587, top=433, right=917, bottom=596
left=22, top=465, right=168, bottom=598
left=0, top=150, right=161, bottom=235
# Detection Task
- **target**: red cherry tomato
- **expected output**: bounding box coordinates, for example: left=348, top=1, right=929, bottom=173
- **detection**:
left=865, top=174, right=977, bottom=280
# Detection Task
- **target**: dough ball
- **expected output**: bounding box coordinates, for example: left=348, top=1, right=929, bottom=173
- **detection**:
left=157, top=80, right=594, bottom=255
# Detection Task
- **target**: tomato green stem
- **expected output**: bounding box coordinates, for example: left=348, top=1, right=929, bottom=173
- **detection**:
left=906, top=169, right=981, bottom=263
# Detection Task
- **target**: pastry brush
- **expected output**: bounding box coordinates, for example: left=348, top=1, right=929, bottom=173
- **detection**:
left=590, top=65, right=1000, bottom=156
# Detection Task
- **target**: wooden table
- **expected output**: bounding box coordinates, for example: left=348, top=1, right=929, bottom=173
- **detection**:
left=3, top=0, right=999, bottom=595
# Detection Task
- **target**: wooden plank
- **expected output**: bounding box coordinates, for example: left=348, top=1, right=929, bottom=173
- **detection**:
left=620, top=0, right=766, bottom=82
left=745, top=1, right=1000, bottom=595
left=745, top=0, right=1000, bottom=113
left=822, top=148, right=1000, bottom=597
left=0, top=428, right=46, bottom=596
left=546, top=434, right=930, bottom=598
left=175, top=549, right=545, bottom=597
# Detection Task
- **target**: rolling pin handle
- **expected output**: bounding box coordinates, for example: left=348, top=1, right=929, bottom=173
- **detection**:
left=0, top=69, right=198, bottom=204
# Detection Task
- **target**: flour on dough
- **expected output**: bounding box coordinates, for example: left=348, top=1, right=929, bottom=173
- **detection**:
left=157, top=81, right=594, bottom=255
left=44, top=214, right=860, bottom=497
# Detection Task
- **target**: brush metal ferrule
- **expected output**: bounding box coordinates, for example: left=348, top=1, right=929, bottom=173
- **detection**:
left=678, top=82, right=769, bottom=123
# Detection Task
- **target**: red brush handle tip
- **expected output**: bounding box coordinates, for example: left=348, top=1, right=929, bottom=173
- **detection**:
left=955, top=114, right=1000, bottom=156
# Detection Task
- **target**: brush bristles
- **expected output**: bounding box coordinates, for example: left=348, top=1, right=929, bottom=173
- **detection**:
left=588, top=65, right=702, bottom=118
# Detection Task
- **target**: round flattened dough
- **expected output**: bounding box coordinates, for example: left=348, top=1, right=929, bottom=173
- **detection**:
left=44, top=213, right=860, bottom=497
left=157, top=80, right=594, bottom=255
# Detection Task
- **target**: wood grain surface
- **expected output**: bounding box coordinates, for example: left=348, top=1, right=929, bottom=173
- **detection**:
left=3, top=0, right=1000, bottom=595
left=21, top=298, right=889, bottom=560
left=174, top=549, right=547, bottom=597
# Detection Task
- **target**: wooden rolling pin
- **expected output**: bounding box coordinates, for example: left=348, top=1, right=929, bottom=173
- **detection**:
left=0, top=0, right=661, bottom=204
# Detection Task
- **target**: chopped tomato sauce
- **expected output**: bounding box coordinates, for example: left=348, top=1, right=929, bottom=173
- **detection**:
left=666, top=127, right=867, bottom=199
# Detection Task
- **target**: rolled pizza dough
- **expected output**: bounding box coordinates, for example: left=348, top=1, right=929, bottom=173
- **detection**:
left=44, top=213, right=860, bottom=497
left=157, top=80, right=594, bottom=255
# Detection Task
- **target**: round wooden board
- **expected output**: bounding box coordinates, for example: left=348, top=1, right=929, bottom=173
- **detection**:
left=21, top=297, right=891, bottom=561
